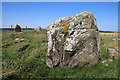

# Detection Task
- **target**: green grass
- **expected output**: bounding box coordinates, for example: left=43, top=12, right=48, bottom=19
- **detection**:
left=2, top=30, right=119, bottom=79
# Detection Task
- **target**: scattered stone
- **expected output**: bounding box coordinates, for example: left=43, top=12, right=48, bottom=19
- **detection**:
left=101, top=60, right=107, bottom=64
left=107, top=48, right=119, bottom=60
left=105, top=63, right=109, bottom=67
left=15, top=38, right=28, bottom=42
left=112, top=38, right=120, bottom=41
left=112, top=39, right=117, bottom=41
left=46, top=12, right=101, bottom=68
left=108, top=59, right=113, bottom=62
left=117, top=39, right=120, bottom=40
left=20, top=38, right=28, bottom=42
left=14, top=24, right=21, bottom=32
left=15, top=38, right=20, bottom=41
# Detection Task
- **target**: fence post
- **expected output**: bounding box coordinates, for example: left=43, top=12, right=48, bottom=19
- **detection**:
left=26, top=26, right=27, bottom=31
left=11, top=25, right=12, bottom=31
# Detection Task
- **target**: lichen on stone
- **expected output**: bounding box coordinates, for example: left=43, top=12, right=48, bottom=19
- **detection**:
left=46, top=11, right=101, bottom=69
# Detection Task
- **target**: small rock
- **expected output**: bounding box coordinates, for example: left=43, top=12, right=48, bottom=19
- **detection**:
left=101, top=60, right=107, bottom=64
left=107, top=48, right=119, bottom=60
left=112, top=39, right=117, bottom=41
left=15, top=38, right=28, bottom=42
left=112, top=38, right=120, bottom=41
left=116, top=39, right=120, bottom=40
left=105, top=63, right=109, bottom=67
left=20, top=38, right=28, bottom=42
left=15, top=38, right=20, bottom=41
left=108, top=59, right=113, bottom=62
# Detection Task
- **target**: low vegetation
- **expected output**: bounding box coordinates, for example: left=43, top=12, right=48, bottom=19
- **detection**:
left=2, top=30, right=119, bottom=79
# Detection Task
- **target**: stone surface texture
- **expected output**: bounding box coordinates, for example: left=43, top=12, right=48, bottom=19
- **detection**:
left=46, top=12, right=101, bottom=68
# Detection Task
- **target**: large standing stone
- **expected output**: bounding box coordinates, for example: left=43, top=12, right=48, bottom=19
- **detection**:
left=14, top=24, right=21, bottom=32
left=46, top=12, right=101, bottom=68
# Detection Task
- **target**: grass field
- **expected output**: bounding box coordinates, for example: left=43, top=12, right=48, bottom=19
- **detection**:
left=1, top=30, right=119, bottom=79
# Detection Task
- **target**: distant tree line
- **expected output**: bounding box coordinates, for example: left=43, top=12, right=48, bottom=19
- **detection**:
left=99, top=30, right=117, bottom=33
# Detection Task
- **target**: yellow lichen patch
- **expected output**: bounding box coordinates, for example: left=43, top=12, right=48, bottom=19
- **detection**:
left=76, top=29, right=78, bottom=32
left=68, top=17, right=71, bottom=19
left=81, top=30, right=83, bottom=34
left=63, top=23, right=66, bottom=25
left=87, top=12, right=93, bottom=15
left=64, top=25, right=67, bottom=32
left=89, top=21, right=91, bottom=24
left=90, top=12, right=93, bottom=15
left=61, top=20, right=65, bottom=23
left=85, top=32, right=88, bottom=36
left=62, top=20, right=70, bottom=32
left=89, top=29, right=94, bottom=31
left=89, top=21, right=92, bottom=28
left=77, top=20, right=80, bottom=23
left=66, top=23, right=70, bottom=26
left=66, top=20, right=70, bottom=23
left=58, top=26, right=64, bottom=29
left=85, top=19, right=90, bottom=23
